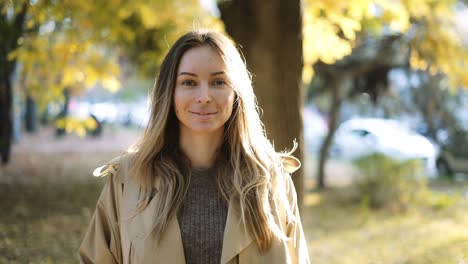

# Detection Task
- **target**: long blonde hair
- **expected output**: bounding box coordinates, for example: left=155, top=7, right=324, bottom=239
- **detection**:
left=130, top=30, right=297, bottom=251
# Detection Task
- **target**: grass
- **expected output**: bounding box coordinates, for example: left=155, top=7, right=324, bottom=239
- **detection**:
left=0, top=178, right=106, bottom=263
left=303, top=183, right=468, bottom=264
left=0, top=126, right=134, bottom=263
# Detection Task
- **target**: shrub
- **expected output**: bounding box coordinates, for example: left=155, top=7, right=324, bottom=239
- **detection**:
left=351, top=153, right=428, bottom=212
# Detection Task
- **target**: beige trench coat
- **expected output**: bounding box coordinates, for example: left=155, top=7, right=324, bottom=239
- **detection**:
left=79, top=154, right=310, bottom=264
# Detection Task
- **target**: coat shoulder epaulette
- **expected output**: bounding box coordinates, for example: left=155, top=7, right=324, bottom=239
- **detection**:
left=281, top=155, right=301, bottom=174
left=92, top=155, right=124, bottom=178
left=93, top=163, right=121, bottom=177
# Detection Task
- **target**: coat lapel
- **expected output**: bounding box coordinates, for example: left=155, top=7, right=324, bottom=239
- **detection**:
left=128, top=193, right=253, bottom=264
left=128, top=192, right=186, bottom=264
left=220, top=198, right=255, bottom=264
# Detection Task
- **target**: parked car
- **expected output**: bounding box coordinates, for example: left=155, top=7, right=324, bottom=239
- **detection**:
left=436, top=129, right=468, bottom=177
left=331, top=118, right=438, bottom=177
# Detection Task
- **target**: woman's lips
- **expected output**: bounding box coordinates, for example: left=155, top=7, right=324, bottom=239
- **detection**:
left=189, top=111, right=217, bottom=116
left=189, top=111, right=218, bottom=120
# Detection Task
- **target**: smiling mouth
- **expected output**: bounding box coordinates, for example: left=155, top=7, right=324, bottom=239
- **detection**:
left=189, top=111, right=218, bottom=116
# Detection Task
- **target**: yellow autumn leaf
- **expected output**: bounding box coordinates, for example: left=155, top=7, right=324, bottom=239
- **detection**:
left=403, top=0, right=430, bottom=19
left=83, top=117, right=98, bottom=130
left=409, top=51, right=427, bottom=70
left=84, top=69, right=99, bottom=88
left=7, top=49, right=18, bottom=61
left=61, top=68, right=76, bottom=87
left=348, top=0, right=369, bottom=20
left=302, top=65, right=315, bottom=84
left=138, top=4, right=160, bottom=29
left=55, top=118, right=66, bottom=129
left=75, top=126, right=87, bottom=137
left=378, top=1, right=410, bottom=32
left=101, top=76, right=121, bottom=93
left=330, top=14, right=362, bottom=41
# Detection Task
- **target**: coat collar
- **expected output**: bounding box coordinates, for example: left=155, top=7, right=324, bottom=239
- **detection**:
left=128, top=194, right=254, bottom=264
left=221, top=198, right=255, bottom=263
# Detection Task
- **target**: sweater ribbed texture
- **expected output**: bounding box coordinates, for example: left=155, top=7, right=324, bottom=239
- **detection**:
left=177, top=168, right=228, bottom=264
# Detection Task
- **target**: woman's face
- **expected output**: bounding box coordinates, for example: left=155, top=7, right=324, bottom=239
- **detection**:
left=174, top=45, right=235, bottom=136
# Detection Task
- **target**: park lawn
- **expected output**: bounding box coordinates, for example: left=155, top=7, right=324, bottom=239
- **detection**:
left=0, top=178, right=105, bottom=264
left=0, top=176, right=467, bottom=263
left=303, top=181, right=468, bottom=264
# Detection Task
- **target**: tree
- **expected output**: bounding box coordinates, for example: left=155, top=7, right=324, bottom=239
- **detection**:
left=303, top=0, right=468, bottom=189
left=313, top=35, right=410, bottom=188
left=0, top=1, right=27, bottom=163
left=0, top=0, right=219, bottom=164
left=405, top=70, right=466, bottom=144
left=218, top=0, right=305, bottom=209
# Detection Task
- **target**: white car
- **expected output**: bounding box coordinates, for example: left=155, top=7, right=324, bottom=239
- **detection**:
left=331, top=118, right=438, bottom=178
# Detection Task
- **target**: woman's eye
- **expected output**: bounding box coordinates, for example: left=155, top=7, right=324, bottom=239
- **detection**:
left=212, top=80, right=227, bottom=86
left=182, top=80, right=196, bottom=86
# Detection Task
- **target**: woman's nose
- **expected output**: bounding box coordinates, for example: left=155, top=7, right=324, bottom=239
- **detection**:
left=196, top=82, right=211, bottom=103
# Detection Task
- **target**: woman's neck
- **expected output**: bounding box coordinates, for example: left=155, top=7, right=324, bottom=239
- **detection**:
left=179, top=129, right=224, bottom=169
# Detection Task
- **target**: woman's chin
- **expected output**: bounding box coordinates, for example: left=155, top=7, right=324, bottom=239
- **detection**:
left=181, top=123, right=224, bottom=135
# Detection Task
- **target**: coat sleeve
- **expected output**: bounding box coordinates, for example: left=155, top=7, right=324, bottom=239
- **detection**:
left=79, top=165, right=122, bottom=264
left=284, top=173, right=311, bottom=264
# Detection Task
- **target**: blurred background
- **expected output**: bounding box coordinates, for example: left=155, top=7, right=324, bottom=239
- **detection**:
left=1, top=0, right=467, bottom=263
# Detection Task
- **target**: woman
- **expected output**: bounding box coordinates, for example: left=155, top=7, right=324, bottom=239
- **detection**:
left=79, top=30, right=310, bottom=264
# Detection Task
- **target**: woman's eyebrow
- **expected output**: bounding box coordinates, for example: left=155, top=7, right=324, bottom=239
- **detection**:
left=211, top=71, right=226, bottom=76
left=177, top=72, right=197, bottom=76
left=178, top=71, right=226, bottom=76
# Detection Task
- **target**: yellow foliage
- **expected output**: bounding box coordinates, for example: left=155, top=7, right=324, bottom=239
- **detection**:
left=61, top=68, right=77, bottom=87
left=375, top=0, right=410, bottom=32
left=303, top=15, right=354, bottom=64
left=409, top=51, right=428, bottom=71
left=403, top=0, right=431, bottom=19
left=138, top=4, right=159, bottom=28
left=7, top=0, right=466, bottom=102
left=55, top=116, right=97, bottom=137
left=5, top=0, right=221, bottom=106
left=408, top=8, right=468, bottom=88
left=303, top=0, right=467, bottom=89
left=101, top=76, right=121, bottom=93
left=302, top=65, right=314, bottom=84
left=303, top=0, right=369, bottom=67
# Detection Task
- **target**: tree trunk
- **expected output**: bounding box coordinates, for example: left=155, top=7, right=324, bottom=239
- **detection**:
left=316, top=74, right=351, bottom=189
left=55, top=88, right=70, bottom=137
left=218, top=0, right=305, bottom=209
left=0, top=56, right=13, bottom=164
left=0, top=2, right=28, bottom=164
left=40, top=104, right=50, bottom=125
left=25, top=95, right=38, bottom=133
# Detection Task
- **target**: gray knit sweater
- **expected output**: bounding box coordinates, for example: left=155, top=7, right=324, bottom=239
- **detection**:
left=177, top=168, right=228, bottom=264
